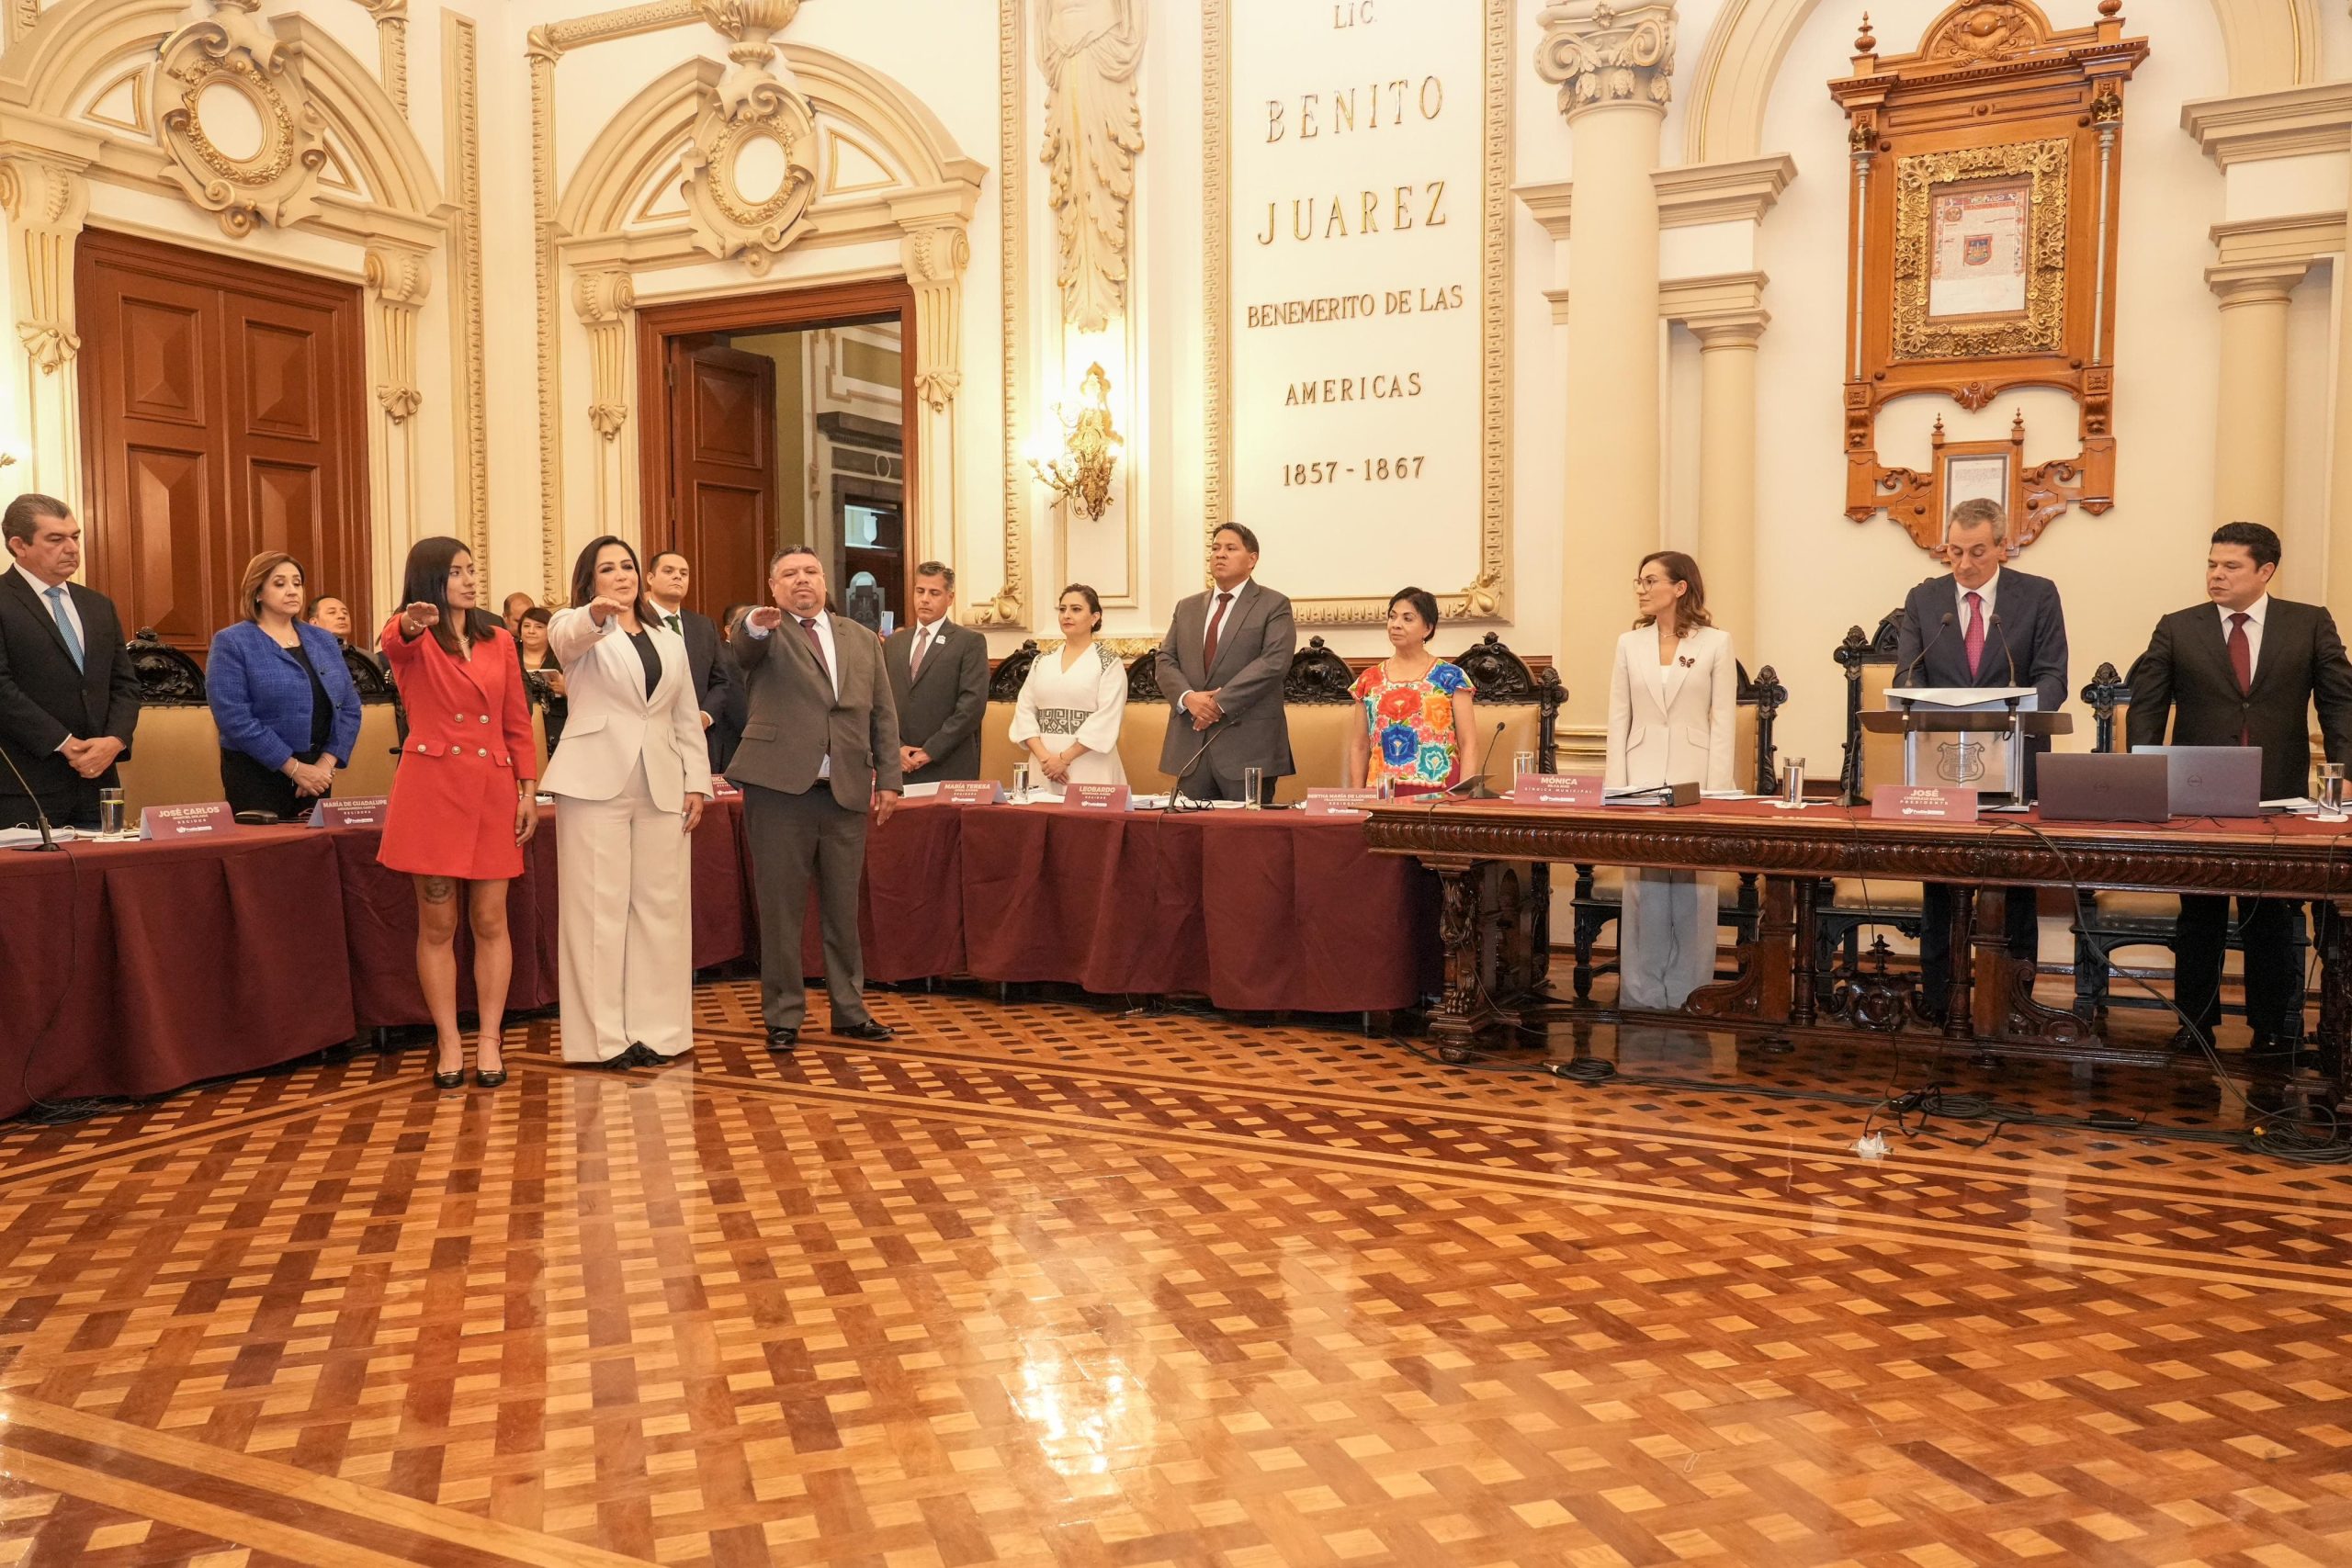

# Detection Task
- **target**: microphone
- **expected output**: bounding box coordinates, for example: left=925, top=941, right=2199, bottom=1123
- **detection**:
left=1903, top=612, right=1955, bottom=687
left=0, top=741, right=61, bottom=852
left=1427, top=720, right=1510, bottom=805
left=1163, top=727, right=1226, bottom=810
left=1989, top=611, right=2018, bottom=689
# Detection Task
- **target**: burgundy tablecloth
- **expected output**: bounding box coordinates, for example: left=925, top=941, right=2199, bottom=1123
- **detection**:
left=956, top=805, right=1438, bottom=1011
left=790, top=797, right=965, bottom=982
left=0, top=829, right=356, bottom=1118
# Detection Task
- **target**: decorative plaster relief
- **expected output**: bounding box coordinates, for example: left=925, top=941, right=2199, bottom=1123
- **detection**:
left=365, top=242, right=428, bottom=423
left=683, top=0, right=818, bottom=273
left=1037, top=0, right=1143, bottom=333
left=1535, top=0, right=1677, bottom=117
left=157, top=0, right=330, bottom=237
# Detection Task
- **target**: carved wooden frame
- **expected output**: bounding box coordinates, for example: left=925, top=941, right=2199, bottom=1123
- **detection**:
left=1830, top=0, right=2147, bottom=553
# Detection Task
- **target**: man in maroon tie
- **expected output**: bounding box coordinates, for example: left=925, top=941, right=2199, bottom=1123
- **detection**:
left=2126, top=522, right=2352, bottom=1059
left=1891, top=498, right=2072, bottom=1019
left=1151, top=523, right=1297, bottom=803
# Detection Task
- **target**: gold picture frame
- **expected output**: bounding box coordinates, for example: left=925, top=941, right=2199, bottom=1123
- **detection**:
left=1892, top=139, right=2069, bottom=363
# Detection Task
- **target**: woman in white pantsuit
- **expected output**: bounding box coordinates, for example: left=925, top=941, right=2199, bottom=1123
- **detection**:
left=544, top=536, right=712, bottom=1066
left=1605, top=551, right=1737, bottom=1011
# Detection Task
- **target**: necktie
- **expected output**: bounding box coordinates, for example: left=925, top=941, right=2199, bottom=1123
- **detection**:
left=666, top=613, right=683, bottom=635
left=2229, top=611, right=2253, bottom=743
left=44, top=585, right=83, bottom=672
left=1203, top=592, right=1235, bottom=672
left=798, top=616, right=831, bottom=685
left=1962, top=591, right=1985, bottom=681
left=910, top=626, right=932, bottom=677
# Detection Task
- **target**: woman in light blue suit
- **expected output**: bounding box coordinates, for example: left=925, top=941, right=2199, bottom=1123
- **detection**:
left=207, top=551, right=363, bottom=820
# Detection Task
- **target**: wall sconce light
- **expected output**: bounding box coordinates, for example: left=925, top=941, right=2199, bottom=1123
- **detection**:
left=1025, top=361, right=1123, bottom=522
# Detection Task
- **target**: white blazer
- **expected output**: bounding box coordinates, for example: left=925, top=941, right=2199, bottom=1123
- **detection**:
left=539, top=606, right=715, bottom=810
left=1605, top=623, right=1738, bottom=793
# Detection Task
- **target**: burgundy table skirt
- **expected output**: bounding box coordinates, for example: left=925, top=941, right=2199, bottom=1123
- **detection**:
left=0, top=828, right=356, bottom=1118
left=0, top=795, right=1433, bottom=1120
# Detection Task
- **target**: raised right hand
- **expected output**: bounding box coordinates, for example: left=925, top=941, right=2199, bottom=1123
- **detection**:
left=746, top=605, right=786, bottom=633
left=586, top=594, right=629, bottom=626
left=400, top=602, right=440, bottom=636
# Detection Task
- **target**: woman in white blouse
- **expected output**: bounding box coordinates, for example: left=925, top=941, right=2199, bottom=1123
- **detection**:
left=1605, top=550, right=1737, bottom=1010
left=1010, top=583, right=1128, bottom=795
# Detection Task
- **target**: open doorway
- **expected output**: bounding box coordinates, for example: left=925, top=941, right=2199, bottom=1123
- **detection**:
left=636, top=279, right=915, bottom=630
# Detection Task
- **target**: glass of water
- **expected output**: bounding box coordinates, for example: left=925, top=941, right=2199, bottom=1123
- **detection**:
left=2321, top=761, right=2346, bottom=815
left=1012, top=761, right=1032, bottom=803
left=1243, top=765, right=1264, bottom=808
left=97, top=787, right=127, bottom=837
left=1782, top=758, right=1806, bottom=807
left=1512, top=749, right=1536, bottom=784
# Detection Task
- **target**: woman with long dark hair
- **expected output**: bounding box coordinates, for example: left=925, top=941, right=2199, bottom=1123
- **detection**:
left=1605, top=550, right=1736, bottom=1010
left=540, top=536, right=711, bottom=1066
left=378, top=536, right=539, bottom=1089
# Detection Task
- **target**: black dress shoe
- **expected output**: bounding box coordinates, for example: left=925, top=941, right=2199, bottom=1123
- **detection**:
left=475, top=1066, right=507, bottom=1089
left=2169, top=1023, right=2216, bottom=1055
left=766, top=1027, right=799, bottom=1052
left=433, top=1069, right=467, bottom=1090
left=834, top=1019, right=893, bottom=1042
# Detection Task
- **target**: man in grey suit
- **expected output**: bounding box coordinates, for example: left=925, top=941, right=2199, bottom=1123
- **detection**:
left=1892, top=498, right=2069, bottom=1017
left=1152, top=522, right=1297, bottom=802
left=729, top=546, right=902, bottom=1051
left=883, top=560, right=989, bottom=784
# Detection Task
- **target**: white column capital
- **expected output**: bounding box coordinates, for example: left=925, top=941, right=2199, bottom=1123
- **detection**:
left=1535, top=1, right=1678, bottom=120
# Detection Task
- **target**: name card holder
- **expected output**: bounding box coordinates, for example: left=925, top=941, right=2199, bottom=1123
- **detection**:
left=937, top=780, right=1005, bottom=806
left=1513, top=773, right=1602, bottom=807
left=1304, top=788, right=1382, bottom=818
left=307, top=795, right=390, bottom=829
left=709, top=779, right=743, bottom=800
left=1065, top=784, right=1134, bottom=813
left=141, top=802, right=235, bottom=840
left=1870, top=784, right=1980, bottom=823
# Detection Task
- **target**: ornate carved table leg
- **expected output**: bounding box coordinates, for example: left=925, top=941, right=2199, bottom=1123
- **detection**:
left=1942, top=886, right=1976, bottom=1043
left=1430, top=858, right=1491, bottom=1061
left=1689, top=875, right=1794, bottom=1028
left=1791, top=877, right=1820, bottom=1028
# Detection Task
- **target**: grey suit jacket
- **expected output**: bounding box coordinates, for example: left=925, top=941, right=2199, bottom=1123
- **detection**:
left=884, top=617, right=989, bottom=784
left=727, top=610, right=902, bottom=809
left=1151, top=581, right=1297, bottom=782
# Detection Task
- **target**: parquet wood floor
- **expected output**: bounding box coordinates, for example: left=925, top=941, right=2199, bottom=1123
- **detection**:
left=4, top=981, right=2351, bottom=1566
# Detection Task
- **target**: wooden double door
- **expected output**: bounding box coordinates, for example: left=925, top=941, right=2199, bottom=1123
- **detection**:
left=76, top=228, right=369, bottom=657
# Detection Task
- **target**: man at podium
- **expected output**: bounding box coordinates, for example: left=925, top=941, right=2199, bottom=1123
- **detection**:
left=1892, top=499, right=2070, bottom=1015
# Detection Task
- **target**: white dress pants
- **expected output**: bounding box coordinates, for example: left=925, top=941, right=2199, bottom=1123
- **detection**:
left=1618, top=868, right=1718, bottom=1011
left=555, top=756, right=694, bottom=1061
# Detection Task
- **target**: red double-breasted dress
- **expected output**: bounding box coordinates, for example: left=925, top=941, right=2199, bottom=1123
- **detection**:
left=377, top=615, right=537, bottom=881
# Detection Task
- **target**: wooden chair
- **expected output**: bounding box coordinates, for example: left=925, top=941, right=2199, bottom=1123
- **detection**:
left=1813, top=613, right=1928, bottom=1004
left=1566, top=660, right=1786, bottom=1001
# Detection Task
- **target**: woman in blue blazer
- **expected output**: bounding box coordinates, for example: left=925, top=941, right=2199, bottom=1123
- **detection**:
left=208, top=552, right=364, bottom=819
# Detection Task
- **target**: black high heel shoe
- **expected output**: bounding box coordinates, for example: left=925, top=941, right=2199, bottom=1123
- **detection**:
left=433, top=1066, right=467, bottom=1090
left=474, top=1065, right=507, bottom=1089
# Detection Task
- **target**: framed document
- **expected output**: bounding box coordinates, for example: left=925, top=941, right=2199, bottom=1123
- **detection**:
left=1928, top=178, right=2030, bottom=321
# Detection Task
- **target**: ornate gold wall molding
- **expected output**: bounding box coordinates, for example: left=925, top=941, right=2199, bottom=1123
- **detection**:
left=442, top=13, right=487, bottom=571
left=350, top=0, right=406, bottom=117
left=682, top=0, right=818, bottom=272
left=971, top=0, right=1027, bottom=628
left=1036, top=0, right=1142, bottom=333
left=157, top=0, right=331, bottom=237
left=1200, top=0, right=1512, bottom=627
left=1684, top=0, right=2319, bottom=166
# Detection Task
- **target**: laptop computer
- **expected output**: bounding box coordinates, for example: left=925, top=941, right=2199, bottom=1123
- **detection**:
left=2037, top=752, right=2171, bottom=822
left=2132, top=745, right=2264, bottom=818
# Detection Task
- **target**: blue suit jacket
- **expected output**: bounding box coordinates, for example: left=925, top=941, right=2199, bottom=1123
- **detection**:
left=207, top=618, right=364, bottom=772
left=1891, top=568, right=2069, bottom=794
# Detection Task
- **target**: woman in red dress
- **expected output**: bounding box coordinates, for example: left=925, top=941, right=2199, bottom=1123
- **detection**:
left=379, top=536, right=539, bottom=1090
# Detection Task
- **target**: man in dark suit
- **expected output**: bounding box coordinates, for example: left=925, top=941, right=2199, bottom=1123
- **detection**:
left=645, top=549, right=741, bottom=772
left=729, top=546, right=902, bottom=1052
left=0, top=493, right=141, bottom=831
left=1892, top=498, right=2070, bottom=1012
left=1152, top=522, right=1297, bottom=802
left=2126, top=521, right=2352, bottom=1054
left=883, top=560, right=989, bottom=784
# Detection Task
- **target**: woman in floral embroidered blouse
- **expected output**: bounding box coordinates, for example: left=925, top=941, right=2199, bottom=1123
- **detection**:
left=1347, top=587, right=1479, bottom=795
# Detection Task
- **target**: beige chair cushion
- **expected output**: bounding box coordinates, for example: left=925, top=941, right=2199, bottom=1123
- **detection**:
left=342, top=707, right=401, bottom=798
left=118, top=707, right=227, bottom=813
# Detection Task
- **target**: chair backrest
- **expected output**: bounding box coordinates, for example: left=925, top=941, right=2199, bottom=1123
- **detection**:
left=2081, top=662, right=2131, bottom=753
left=127, top=628, right=206, bottom=706
left=1735, top=661, right=1787, bottom=795
left=1836, top=610, right=1905, bottom=801
left=1449, top=632, right=1566, bottom=777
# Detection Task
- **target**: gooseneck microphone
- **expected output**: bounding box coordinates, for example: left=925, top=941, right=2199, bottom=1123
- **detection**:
left=1903, top=612, right=1956, bottom=686
left=1163, top=727, right=1226, bottom=811
left=1428, top=720, right=1510, bottom=805
left=1989, top=611, right=2018, bottom=689
left=0, top=743, right=61, bottom=852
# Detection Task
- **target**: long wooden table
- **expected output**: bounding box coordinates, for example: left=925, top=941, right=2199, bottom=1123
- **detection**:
left=1362, top=796, right=2352, bottom=1103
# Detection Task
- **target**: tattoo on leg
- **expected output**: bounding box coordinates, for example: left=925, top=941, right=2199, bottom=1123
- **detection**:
left=422, top=876, right=456, bottom=904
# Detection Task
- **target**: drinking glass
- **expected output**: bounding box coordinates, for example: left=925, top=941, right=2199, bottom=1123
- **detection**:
left=1242, top=766, right=1264, bottom=808
left=2321, top=762, right=2346, bottom=816
left=97, top=787, right=127, bottom=837
left=1012, top=761, right=1032, bottom=803
left=1782, top=758, right=1806, bottom=807
left=1512, top=749, right=1535, bottom=784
